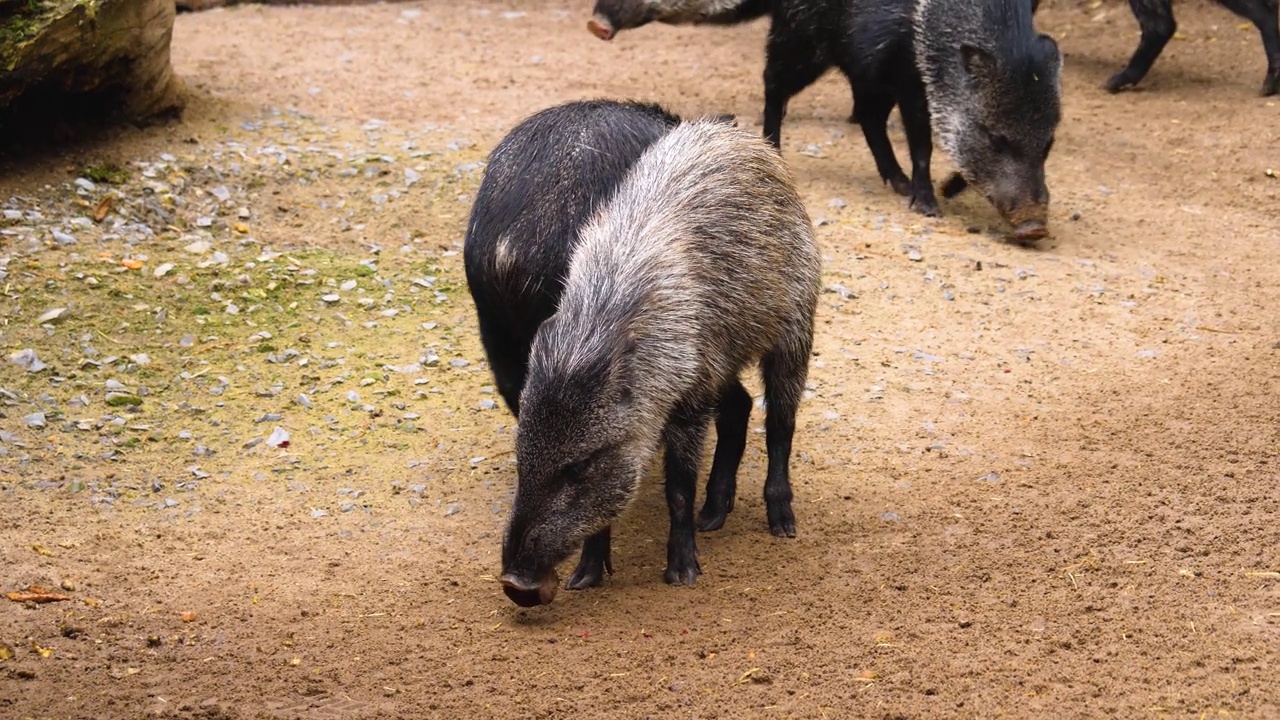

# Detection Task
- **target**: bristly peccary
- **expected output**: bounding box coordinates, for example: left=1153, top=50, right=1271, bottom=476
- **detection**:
left=1028, top=0, right=1279, bottom=96
left=588, top=0, right=1061, bottom=239
left=463, top=100, right=680, bottom=417
left=499, top=119, right=821, bottom=608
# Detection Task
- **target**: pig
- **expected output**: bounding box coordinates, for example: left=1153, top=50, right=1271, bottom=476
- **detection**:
left=462, top=99, right=681, bottom=417
left=1029, top=0, right=1279, bottom=97
left=499, top=118, right=821, bottom=608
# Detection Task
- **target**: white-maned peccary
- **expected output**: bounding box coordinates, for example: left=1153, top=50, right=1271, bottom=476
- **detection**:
left=587, top=0, right=1062, bottom=240
left=499, top=118, right=821, bottom=608
left=464, top=100, right=755, bottom=551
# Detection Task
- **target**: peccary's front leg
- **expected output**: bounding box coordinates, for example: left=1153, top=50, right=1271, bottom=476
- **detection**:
left=896, top=85, right=940, bottom=217
left=1106, top=0, right=1176, bottom=93
left=762, top=28, right=831, bottom=149
left=662, top=400, right=713, bottom=585
left=1218, top=0, right=1280, bottom=95
left=566, top=526, right=613, bottom=590
left=853, top=90, right=911, bottom=197
left=698, top=380, right=752, bottom=532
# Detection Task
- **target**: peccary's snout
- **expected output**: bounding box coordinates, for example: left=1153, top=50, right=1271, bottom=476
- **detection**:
left=990, top=184, right=1050, bottom=241
left=500, top=569, right=560, bottom=607
left=587, top=15, right=615, bottom=40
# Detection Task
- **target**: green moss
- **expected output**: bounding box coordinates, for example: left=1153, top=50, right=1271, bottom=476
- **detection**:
left=83, top=162, right=130, bottom=185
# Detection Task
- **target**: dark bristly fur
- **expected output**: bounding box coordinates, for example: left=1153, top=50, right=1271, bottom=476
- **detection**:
left=462, top=100, right=679, bottom=417
left=1029, top=0, right=1279, bottom=96
left=501, top=119, right=821, bottom=606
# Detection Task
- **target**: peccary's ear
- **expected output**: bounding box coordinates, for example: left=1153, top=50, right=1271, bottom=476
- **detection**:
left=709, top=113, right=738, bottom=127
left=607, top=331, right=638, bottom=408
left=1034, top=34, right=1063, bottom=73
left=960, top=44, right=997, bottom=80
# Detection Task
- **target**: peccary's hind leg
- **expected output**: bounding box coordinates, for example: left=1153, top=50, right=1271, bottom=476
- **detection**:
left=566, top=526, right=613, bottom=590
left=760, top=339, right=810, bottom=539
left=477, top=315, right=528, bottom=417
left=698, top=381, right=752, bottom=532
left=1106, top=0, right=1176, bottom=93
left=853, top=90, right=910, bottom=197
left=662, top=399, right=713, bottom=585
left=896, top=84, right=941, bottom=217
left=763, top=31, right=831, bottom=149
left=1217, top=0, right=1280, bottom=95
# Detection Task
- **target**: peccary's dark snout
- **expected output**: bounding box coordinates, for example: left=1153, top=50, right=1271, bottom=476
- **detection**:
left=500, top=569, right=560, bottom=607
left=991, top=196, right=1049, bottom=241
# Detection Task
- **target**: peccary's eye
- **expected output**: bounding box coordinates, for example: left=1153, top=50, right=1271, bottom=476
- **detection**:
left=984, top=127, right=1013, bottom=154
left=562, top=453, right=597, bottom=482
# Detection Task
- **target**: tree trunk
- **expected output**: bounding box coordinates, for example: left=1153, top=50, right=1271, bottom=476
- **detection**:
left=0, top=0, right=185, bottom=136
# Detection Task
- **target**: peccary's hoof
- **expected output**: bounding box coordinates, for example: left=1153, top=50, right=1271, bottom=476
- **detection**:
left=909, top=195, right=941, bottom=218
left=587, top=17, right=615, bottom=41
left=767, top=503, right=797, bottom=538
left=696, top=505, right=730, bottom=532
left=1102, top=73, right=1132, bottom=94
left=501, top=570, right=559, bottom=607
left=664, top=548, right=702, bottom=586
left=1261, top=72, right=1279, bottom=97
left=887, top=175, right=911, bottom=197
left=566, top=555, right=613, bottom=590
left=1011, top=220, right=1048, bottom=242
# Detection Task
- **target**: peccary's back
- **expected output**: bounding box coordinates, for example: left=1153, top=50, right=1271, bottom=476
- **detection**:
left=551, top=120, right=821, bottom=386
left=463, top=101, right=680, bottom=327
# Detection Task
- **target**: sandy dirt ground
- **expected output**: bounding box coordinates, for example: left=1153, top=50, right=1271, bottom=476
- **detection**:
left=1, top=0, right=1278, bottom=718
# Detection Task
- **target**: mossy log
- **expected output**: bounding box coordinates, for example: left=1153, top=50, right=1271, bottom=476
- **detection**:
left=0, top=0, right=184, bottom=134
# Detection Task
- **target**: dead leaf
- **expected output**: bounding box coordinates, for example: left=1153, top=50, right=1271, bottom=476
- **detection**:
left=93, top=196, right=113, bottom=222
left=121, top=259, right=144, bottom=271
left=32, top=642, right=54, bottom=658
left=7, top=586, right=71, bottom=603
left=32, top=543, right=54, bottom=557
left=0, top=643, right=13, bottom=660
left=83, top=597, right=101, bottom=607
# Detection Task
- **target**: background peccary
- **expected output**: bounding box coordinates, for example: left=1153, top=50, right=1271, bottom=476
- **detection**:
left=462, top=99, right=679, bottom=417
left=1028, top=0, right=1278, bottom=96
left=588, top=0, right=864, bottom=126
left=500, top=119, right=821, bottom=608
left=587, top=0, right=1061, bottom=238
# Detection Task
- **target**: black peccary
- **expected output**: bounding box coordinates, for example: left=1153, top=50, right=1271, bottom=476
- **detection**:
left=462, top=99, right=679, bottom=417
left=1028, top=0, right=1279, bottom=96
left=499, top=119, right=821, bottom=608
left=588, top=0, right=864, bottom=126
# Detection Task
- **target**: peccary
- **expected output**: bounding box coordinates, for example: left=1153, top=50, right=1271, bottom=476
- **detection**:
left=499, top=119, right=821, bottom=608
left=463, top=100, right=680, bottom=417
left=1028, top=0, right=1279, bottom=96
left=587, top=0, right=1062, bottom=239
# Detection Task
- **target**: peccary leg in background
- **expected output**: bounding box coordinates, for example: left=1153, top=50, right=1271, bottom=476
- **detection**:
left=697, top=381, right=752, bottom=532
left=566, top=526, right=613, bottom=590
left=896, top=85, right=941, bottom=217
left=663, top=399, right=714, bottom=585
left=762, top=31, right=831, bottom=148
left=476, top=315, right=530, bottom=417
left=1218, top=0, right=1280, bottom=95
left=853, top=91, right=911, bottom=197
left=1105, top=0, right=1176, bottom=93
left=760, top=345, right=809, bottom=539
